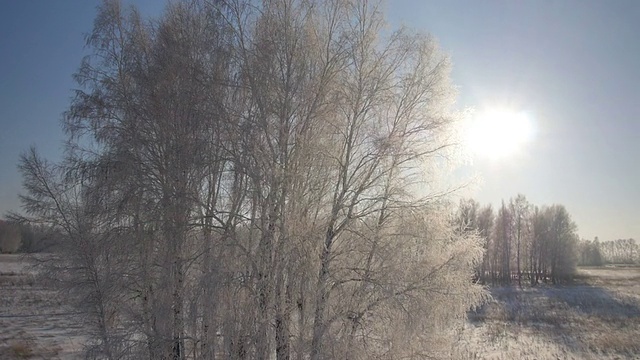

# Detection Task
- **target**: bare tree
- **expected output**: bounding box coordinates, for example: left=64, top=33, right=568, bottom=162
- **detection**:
left=509, top=194, right=530, bottom=287
left=493, top=201, right=512, bottom=284
left=16, top=1, right=487, bottom=359
left=467, top=196, right=580, bottom=287
left=577, top=237, right=604, bottom=266
left=546, top=205, right=578, bottom=283
left=599, top=238, right=639, bottom=264
left=476, top=204, right=494, bottom=284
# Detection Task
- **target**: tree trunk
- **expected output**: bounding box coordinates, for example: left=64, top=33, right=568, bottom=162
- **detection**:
left=310, top=225, right=334, bottom=360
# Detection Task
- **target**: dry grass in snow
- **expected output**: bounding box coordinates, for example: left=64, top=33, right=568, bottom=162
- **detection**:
left=0, top=254, right=85, bottom=360
left=454, top=266, right=640, bottom=359
left=2, top=254, right=640, bottom=360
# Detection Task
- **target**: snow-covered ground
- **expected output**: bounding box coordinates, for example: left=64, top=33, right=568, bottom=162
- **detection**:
left=0, top=254, right=85, bottom=359
left=454, top=266, right=640, bottom=359
left=2, top=254, right=639, bottom=359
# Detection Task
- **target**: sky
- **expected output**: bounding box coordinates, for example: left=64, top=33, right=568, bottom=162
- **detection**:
left=1, top=0, right=639, bottom=242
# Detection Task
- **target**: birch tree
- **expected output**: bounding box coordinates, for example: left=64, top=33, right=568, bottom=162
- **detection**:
left=476, top=204, right=494, bottom=283
left=16, top=1, right=487, bottom=359
left=509, top=194, right=530, bottom=287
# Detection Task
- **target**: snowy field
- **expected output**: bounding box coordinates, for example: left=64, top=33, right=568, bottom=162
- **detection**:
left=0, top=254, right=85, bottom=359
left=2, top=254, right=640, bottom=359
left=455, top=266, right=640, bottom=359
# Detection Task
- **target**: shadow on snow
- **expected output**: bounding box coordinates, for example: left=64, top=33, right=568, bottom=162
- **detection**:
left=467, top=276, right=640, bottom=354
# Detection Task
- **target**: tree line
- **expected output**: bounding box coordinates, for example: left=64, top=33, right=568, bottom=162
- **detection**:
left=578, top=237, right=639, bottom=266
left=0, top=220, right=22, bottom=253
left=12, top=1, right=486, bottom=359
left=0, top=219, right=58, bottom=253
left=456, top=194, right=580, bottom=286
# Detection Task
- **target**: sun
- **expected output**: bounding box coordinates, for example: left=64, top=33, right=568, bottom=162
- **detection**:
left=465, top=108, right=534, bottom=160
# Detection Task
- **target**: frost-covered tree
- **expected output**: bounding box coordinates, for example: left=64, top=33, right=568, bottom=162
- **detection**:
left=464, top=196, right=579, bottom=286
left=16, top=0, right=487, bottom=359
left=577, top=237, right=604, bottom=266
left=599, top=238, right=639, bottom=264
left=476, top=204, right=494, bottom=283
left=528, top=204, right=578, bottom=284
left=494, top=201, right=513, bottom=284
left=546, top=205, right=578, bottom=283
left=509, top=194, right=531, bottom=287
left=456, top=198, right=479, bottom=234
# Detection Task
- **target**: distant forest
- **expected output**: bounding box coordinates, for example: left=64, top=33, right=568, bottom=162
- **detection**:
left=578, top=237, right=639, bottom=266
left=454, top=195, right=638, bottom=286
left=0, top=219, right=60, bottom=253
left=455, top=195, right=580, bottom=286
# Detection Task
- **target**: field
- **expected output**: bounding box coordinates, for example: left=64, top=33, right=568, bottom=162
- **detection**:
left=0, top=254, right=85, bottom=359
left=455, top=266, right=640, bottom=359
left=1, top=255, right=640, bottom=359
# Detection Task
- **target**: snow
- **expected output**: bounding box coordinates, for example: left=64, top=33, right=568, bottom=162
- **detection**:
left=2, top=254, right=640, bottom=360
left=0, top=254, right=86, bottom=359
left=454, top=267, right=640, bottom=359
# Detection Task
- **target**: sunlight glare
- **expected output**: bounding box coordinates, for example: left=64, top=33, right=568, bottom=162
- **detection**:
left=465, top=108, right=534, bottom=160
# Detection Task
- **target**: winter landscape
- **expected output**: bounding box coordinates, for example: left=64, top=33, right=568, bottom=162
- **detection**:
left=2, top=0, right=640, bottom=359
left=0, top=254, right=85, bottom=359
left=2, top=253, right=640, bottom=359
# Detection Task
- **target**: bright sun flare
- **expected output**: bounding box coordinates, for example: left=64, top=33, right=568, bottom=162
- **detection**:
left=465, top=108, right=534, bottom=160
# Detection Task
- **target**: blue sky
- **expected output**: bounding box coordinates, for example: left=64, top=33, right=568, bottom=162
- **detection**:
left=1, top=1, right=638, bottom=241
